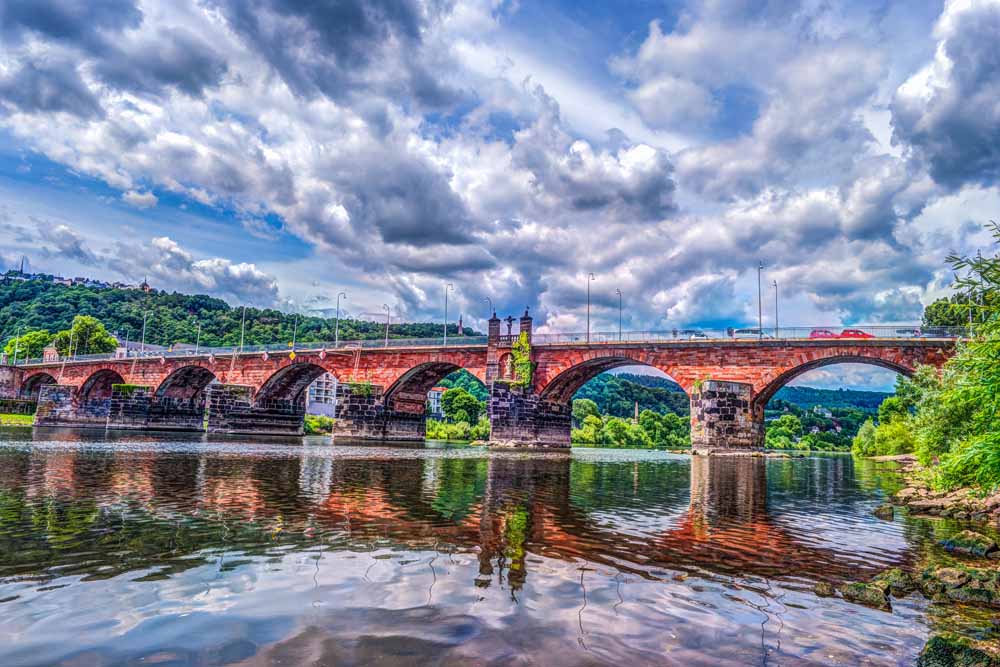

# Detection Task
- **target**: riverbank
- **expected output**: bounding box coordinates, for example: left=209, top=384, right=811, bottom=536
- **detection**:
left=827, top=454, right=1000, bottom=664
left=875, top=454, right=1000, bottom=521
left=0, top=413, right=33, bottom=426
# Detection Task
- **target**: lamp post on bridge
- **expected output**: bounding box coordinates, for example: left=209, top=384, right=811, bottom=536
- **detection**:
left=238, top=305, right=247, bottom=354
left=444, top=283, right=454, bottom=347
left=334, top=291, right=346, bottom=347
left=11, top=325, right=21, bottom=366
left=383, top=304, right=391, bottom=348
left=140, top=310, right=149, bottom=356
left=195, top=322, right=201, bottom=355
left=615, top=288, right=622, bottom=341
left=757, top=261, right=764, bottom=340
left=586, top=272, right=595, bottom=344
left=484, top=296, right=494, bottom=319
left=772, top=280, right=778, bottom=338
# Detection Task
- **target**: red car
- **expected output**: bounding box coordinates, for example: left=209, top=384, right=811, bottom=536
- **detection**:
left=809, top=328, right=838, bottom=339
left=839, top=328, right=875, bottom=339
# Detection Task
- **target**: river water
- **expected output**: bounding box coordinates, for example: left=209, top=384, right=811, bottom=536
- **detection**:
left=0, top=429, right=989, bottom=666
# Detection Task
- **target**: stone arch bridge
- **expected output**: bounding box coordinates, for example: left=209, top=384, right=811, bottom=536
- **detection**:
left=6, top=312, right=954, bottom=452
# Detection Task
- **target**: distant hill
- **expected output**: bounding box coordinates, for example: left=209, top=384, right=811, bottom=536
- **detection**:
left=579, top=371, right=890, bottom=417
left=771, top=385, right=891, bottom=413
left=0, top=279, right=480, bottom=349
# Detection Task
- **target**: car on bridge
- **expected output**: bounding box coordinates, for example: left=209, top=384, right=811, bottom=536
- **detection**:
left=731, top=328, right=773, bottom=339
left=678, top=329, right=709, bottom=340
left=839, top=328, right=875, bottom=339
left=894, top=328, right=922, bottom=338
left=808, top=328, right=839, bottom=339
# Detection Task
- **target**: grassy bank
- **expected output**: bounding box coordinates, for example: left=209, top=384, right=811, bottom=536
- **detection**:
left=0, top=413, right=33, bottom=426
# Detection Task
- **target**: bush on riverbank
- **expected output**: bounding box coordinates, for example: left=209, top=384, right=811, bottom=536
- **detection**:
left=426, top=417, right=489, bottom=442
left=0, top=413, right=33, bottom=426
left=303, top=414, right=334, bottom=434
left=570, top=407, right=690, bottom=448
left=856, top=223, right=1000, bottom=491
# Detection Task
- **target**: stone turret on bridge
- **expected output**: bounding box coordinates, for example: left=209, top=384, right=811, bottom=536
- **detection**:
left=7, top=329, right=956, bottom=453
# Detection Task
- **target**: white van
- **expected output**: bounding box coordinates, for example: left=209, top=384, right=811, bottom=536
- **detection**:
left=732, top=328, right=773, bottom=339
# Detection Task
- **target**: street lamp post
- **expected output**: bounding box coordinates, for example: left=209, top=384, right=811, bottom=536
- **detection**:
left=194, top=322, right=201, bottom=355
left=772, top=280, right=779, bottom=338
left=239, top=305, right=247, bottom=354
left=291, top=313, right=299, bottom=351
left=484, top=296, right=494, bottom=318
left=757, top=261, right=764, bottom=339
left=140, top=311, right=149, bottom=355
left=11, top=326, right=20, bottom=366
left=123, top=328, right=130, bottom=357
left=383, top=304, right=391, bottom=348
left=586, top=272, right=595, bottom=343
left=334, top=291, right=346, bottom=347
left=444, top=283, right=454, bottom=347
left=615, top=288, right=622, bottom=341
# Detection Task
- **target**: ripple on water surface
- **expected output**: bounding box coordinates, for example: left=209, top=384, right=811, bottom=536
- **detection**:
left=0, top=432, right=983, bottom=666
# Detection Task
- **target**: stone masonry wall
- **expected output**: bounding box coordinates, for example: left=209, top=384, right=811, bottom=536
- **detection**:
left=689, top=380, right=763, bottom=454
left=108, top=385, right=153, bottom=430
left=0, top=366, right=24, bottom=399
left=488, top=383, right=571, bottom=449
left=34, top=384, right=110, bottom=428
left=331, top=384, right=425, bottom=442
left=206, top=384, right=304, bottom=436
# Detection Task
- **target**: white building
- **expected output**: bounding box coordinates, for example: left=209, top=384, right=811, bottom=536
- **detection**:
left=427, top=387, right=447, bottom=419
left=306, top=373, right=338, bottom=417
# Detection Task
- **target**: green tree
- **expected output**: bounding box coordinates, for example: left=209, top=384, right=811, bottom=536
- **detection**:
left=51, top=315, right=118, bottom=356
left=573, top=398, right=600, bottom=424
left=874, top=419, right=916, bottom=455
left=877, top=396, right=909, bottom=424
left=3, top=329, right=52, bottom=359
left=852, top=418, right=877, bottom=456
left=572, top=414, right=604, bottom=444
left=765, top=414, right=803, bottom=449
left=440, top=387, right=484, bottom=424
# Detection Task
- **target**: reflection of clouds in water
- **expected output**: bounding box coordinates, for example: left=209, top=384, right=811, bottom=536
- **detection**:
left=2, top=547, right=930, bottom=667
left=0, top=442, right=943, bottom=665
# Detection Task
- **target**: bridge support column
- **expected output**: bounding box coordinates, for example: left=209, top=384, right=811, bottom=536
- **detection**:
left=689, top=380, right=764, bottom=455
left=331, top=384, right=425, bottom=442
left=487, top=383, right=571, bottom=449
left=205, top=384, right=305, bottom=436
left=34, top=384, right=110, bottom=429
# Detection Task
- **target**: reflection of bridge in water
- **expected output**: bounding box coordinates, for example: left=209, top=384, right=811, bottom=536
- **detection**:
left=0, top=441, right=909, bottom=591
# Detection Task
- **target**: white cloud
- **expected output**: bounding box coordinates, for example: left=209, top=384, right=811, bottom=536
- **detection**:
left=122, top=190, right=158, bottom=209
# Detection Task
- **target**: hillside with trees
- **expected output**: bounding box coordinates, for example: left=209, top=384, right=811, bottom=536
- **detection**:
left=0, top=279, right=479, bottom=353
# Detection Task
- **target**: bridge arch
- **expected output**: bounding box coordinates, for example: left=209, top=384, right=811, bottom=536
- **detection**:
left=382, top=362, right=487, bottom=414
left=537, top=356, right=687, bottom=405
left=79, top=369, right=126, bottom=402
left=752, top=354, right=914, bottom=411
left=21, top=372, right=56, bottom=400
left=155, top=365, right=218, bottom=401
left=255, top=362, right=333, bottom=405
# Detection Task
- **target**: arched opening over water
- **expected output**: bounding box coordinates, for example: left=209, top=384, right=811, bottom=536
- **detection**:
left=79, top=369, right=126, bottom=402
left=383, top=364, right=487, bottom=416
left=154, top=365, right=218, bottom=401
left=256, top=363, right=332, bottom=406
left=758, top=360, right=907, bottom=451
left=21, top=372, right=56, bottom=400
left=546, top=360, right=691, bottom=448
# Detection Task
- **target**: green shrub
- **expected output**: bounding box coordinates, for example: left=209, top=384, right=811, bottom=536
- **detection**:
left=304, top=414, right=335, bottom=434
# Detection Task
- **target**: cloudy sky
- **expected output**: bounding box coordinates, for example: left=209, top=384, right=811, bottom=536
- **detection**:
left=1, top=0, right=998, bottom=387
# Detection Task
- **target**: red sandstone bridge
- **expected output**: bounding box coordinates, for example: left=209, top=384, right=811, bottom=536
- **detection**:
left=2, top=312, right=960, bottom=451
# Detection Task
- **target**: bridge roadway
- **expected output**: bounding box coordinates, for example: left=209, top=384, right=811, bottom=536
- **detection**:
left=3, top=314, right=958, bottom=451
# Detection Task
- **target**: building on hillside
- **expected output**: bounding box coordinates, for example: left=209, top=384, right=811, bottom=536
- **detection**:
left=812, top=405, right=833, bottom=418
left=427, top=387, right=447, bottom=419
left=306, top=373, right=338, bottom=417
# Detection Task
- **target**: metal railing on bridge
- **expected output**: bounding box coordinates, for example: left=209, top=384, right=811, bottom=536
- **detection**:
left=529, top=325, right=968, bottom=345
left=13, top=325, right=965, bottom=366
